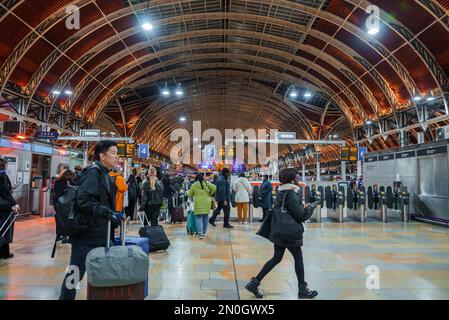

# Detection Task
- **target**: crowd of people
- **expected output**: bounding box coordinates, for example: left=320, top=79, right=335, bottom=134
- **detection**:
left=0, top=140, right=320, bottom=300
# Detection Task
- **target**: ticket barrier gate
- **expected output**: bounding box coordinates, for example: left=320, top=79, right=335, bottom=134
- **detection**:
left=327, top=186, right=345, bottom=223
left=309, top=188, right=324, bottom=223
left=367, top=185, right=386, bottom=221
left=399, top=191, right=410, bottom=222
left=347, top=187, right=366, bottom=223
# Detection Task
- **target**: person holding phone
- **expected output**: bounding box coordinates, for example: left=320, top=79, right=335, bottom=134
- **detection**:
left=246, top=167, right=319, bottom=299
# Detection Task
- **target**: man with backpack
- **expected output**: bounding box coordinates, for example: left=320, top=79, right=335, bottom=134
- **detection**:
left=209, top=167, right=234, bottom=229
left=58, top=140, right=122, bottom=300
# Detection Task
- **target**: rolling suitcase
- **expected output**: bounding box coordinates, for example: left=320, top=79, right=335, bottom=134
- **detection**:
left=139, top=213, right=170, bottom=252
left=86, top=219, right=149, bottom=300
left=113, top=230, right=150, bottom=298
left=186, top=202, right=197, bottom=235
left=170, top=193, right=184, bottom=223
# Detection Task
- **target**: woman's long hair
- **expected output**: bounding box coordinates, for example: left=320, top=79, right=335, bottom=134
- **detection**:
left=196, top=173, right=205, bottom=189
left=59, top=169, right=75, bottom=184
left=148, top=167, right=158, bottom=191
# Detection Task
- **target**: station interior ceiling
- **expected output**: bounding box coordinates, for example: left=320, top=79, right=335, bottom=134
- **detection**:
left=0, top=0, right=448, bottom=165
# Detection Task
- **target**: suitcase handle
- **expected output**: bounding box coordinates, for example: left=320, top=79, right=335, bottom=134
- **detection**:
left=106, top=216, right=130, bottom=251
left=1, top=211, right=18, bottom=238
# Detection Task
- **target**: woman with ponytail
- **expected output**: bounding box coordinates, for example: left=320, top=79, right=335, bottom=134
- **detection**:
left=188, top=173, right=217, bottom=239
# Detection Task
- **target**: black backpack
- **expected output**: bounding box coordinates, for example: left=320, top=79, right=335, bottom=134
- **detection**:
left=53, top=185, right=88, bottom=238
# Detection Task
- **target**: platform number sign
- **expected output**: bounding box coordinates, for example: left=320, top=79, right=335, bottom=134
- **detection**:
left=139, top=144, right=149, bottom=159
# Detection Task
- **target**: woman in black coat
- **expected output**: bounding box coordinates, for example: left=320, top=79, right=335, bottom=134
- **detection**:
left=246, top=167, right=318, bottom=299
left=0, top=158, right=20, bottom=260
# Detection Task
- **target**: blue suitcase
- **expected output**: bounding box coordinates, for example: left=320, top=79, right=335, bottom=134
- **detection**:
left=114, top=236, right=150, bottom=298
left=186, top=210, right=197, bottom=235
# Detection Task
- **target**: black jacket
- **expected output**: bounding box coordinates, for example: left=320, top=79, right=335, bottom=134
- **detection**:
left=140, top=180, right=164, bottom=209
left=0, top=172, right=16, bottom=244
left=269, top=184, right=314, bottom=247
left=215, top=175, right=231, bottom=202
left=71, top=161, right=117, bottom=246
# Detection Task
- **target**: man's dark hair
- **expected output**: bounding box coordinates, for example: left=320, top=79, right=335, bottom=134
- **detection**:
left=0, top=158, right=5, bottom=170
left=279, top=168, right=298, bottom=185
left=221, top=167, right=230, bottom=177
left=94, top=140, right=117, bottom=161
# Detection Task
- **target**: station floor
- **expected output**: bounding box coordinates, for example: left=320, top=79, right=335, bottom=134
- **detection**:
left=1, top=209, right=449, bottom=300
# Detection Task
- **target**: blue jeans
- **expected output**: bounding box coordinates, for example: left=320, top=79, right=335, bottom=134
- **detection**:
left=195, top=214, right=209, bottom=236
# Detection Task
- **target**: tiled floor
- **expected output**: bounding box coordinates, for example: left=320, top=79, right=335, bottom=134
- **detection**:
left=1, top=209, right=449, bottom=300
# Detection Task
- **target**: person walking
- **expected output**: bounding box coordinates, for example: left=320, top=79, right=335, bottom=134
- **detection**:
left=232, top=173, right=252, bottom=224
left=59, top=140, right=122, bottom=300
left=245, top=167, right=318, bottom=300
left=0, top=158, right=20, bottom=260
left=188, top=173, right=217, bottom=239
left=259, top=175, right=273, bottom=222
left=209, top=168, right=233, bottom=229
left=140, top=167, right=164, bottom=226
left=162, top=174, right=176, bottom=220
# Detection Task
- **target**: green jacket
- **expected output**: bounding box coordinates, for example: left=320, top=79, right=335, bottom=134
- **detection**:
left=188, top=181, right=217, bottom=215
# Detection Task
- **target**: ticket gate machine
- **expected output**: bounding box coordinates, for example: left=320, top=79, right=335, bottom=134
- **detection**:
left=327, top=186, right=345, bottom=223
left=399, top=191, right=410, bottom=222
left=309, top=187, right=324, bottom=223
left=347, top=187, right=366, bottom=222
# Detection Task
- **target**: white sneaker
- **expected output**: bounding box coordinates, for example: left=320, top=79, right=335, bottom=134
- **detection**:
left=243, top=221, right=248, bottom=225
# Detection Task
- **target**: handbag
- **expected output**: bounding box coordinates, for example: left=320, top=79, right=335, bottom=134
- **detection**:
left=211, top=199, right=216, bottom=210
left=256, top=212, right=272, bottom=241
left=271, top=192, right=303, bottom=242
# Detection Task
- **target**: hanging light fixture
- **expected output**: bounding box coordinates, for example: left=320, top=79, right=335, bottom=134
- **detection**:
left=175, top=83, right=184, bottom=96
left=141, top=1, right=154, bottom=31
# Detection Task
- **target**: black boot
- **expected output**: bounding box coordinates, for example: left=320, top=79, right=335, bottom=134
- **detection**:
left=298, top=283, right=318, bottom=299
left=245, top=277, right=264, bottom=299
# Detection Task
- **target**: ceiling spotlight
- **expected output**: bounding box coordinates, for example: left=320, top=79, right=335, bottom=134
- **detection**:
left=162, top=88, right=170, bottom=96
left=426, top=96, right=435, bottom=101
left=333, top=134, right=338, bottom=138
left=368, top=27, right=379, bottom=35
left=179, top=116, right=186, bottom=122
left=64, top=90, right=73, bottom=95
left=304, top=92, right=312, bottom=98
left=52, top=90, right=61, bottom=95
left=175, top=83, right=183, bottom=96
left=413, top=96, right=422, bottom=102
left=366, top=120, right=373, bottom=125
left=142, top=22, right=153, bottom=31
left=289, top=91, right=298, bottom=98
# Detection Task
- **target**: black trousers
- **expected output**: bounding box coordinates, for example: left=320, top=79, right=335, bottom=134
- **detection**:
left=125, top=198, right=137, bottom=220
left=145, top=204, right=160, bottom=226
left=210, top=201, right=231, bottom=226
left=256, top=244, right=305, bottom=286
left=262, top=208, right=270, bottom=220
left=59, top=243, right=99, bottom=300
left=0, top=243, right=10, bottom=258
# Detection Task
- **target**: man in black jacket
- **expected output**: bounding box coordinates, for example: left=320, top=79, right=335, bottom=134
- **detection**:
left=209, top=167, right=234, bottom=229
left=59, top=140, right=121, bottom=300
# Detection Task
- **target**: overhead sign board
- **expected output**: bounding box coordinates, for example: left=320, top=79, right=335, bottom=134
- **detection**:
left=126, top=143, right=135, bottom=158
left=138, top=144, right=149, bottom=159
left=80, top=129, right=101, bottom=137
left=276, top=132, right=296, bottom=140
left=36, top=131, right=59, bottom=140
left=358, top=147, right=368, bottom=161
left=117, top=143, right=126, bottom=157
left=349, top=147, right=358, bottom=161
left=341, top=147, right=349, bottom=161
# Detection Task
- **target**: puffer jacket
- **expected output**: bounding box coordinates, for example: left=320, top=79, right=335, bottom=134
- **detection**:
left=269, top=183, right=315, bottom=248
left=188, top=181, right=217, bottom=215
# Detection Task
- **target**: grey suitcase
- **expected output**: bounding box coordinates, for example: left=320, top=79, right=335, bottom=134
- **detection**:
left=86, top=219, right=149, bottom=299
